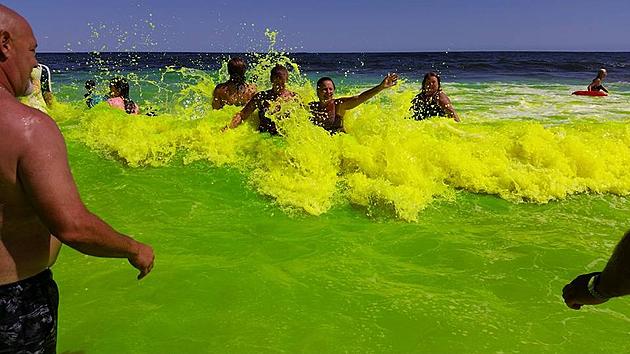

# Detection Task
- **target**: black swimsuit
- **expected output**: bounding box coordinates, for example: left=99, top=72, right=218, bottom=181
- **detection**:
left=410, top=91, right=446, bottom=120
left=308, top=101, right=343, bottom=134
left=0, top=269, right=58, bottom=353
left=255, top=91, right=281, bottom=135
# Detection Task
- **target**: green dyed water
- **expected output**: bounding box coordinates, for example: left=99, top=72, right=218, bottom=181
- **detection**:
left=48, top=69, right=630, bottom=352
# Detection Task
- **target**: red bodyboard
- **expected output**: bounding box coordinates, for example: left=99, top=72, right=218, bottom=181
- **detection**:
left=572, top=90, right=608, bottom=97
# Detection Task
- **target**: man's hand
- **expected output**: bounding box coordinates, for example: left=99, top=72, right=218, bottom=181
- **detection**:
left=562, top=272, right=608, bottom=309
left=128, top=242, right=155, bottom=280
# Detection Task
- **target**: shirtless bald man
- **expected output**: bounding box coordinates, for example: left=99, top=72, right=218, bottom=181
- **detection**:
left=0, top=5, right=154, bottom=352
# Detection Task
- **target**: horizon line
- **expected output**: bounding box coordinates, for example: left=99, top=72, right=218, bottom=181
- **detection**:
left=37, top=50, right=630, bottom=54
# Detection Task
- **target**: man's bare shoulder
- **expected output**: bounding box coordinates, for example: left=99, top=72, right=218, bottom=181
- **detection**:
left=0, top=97, right=62, bottom=148
left=213, top=83, right=229, bottom=94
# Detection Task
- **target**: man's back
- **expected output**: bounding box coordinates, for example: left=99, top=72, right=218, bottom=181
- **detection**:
left=0, top=93, right=54, bottom=284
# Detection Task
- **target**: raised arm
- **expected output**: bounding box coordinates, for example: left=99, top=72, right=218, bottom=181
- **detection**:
left=437, top=92, right=461, bottom=122
left=225, top=94, right=258, bottom=130
left=18, top=112, right=154, bottom=279
left=563, top=230, right=630, bottom=309
left=337, top=73, right=398, bottom=114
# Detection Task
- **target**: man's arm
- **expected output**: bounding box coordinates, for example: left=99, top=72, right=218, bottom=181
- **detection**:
left=18, top=112, right=154, bottom=279
left=437, top=92, right=461, bottom=122
left=563, top=230, right=630, bottom=309
left=337, top=73, right=398, bottom=115
left=225, top=94, right=258, bottom=130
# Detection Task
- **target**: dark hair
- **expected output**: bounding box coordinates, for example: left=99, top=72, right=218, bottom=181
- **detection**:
left=85, top=80, right=96, bottom=90
left=227, top=57, right=247, bottom=90
left=270, top=64, right=289, bottom=81
left=421, top=72, right=441, bottom=93
left=110, top=77, right=136, bottom=114
left=316, top=77, right=335, bottom=90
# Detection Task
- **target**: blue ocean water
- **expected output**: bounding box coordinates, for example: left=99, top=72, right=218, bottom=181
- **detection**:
left=40, top=51, right=630, bottom=84
left=35, top=50, right=630, bottom=352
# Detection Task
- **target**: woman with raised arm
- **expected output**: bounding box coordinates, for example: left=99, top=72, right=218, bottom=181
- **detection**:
left=308, top=73, right=398, bottom=134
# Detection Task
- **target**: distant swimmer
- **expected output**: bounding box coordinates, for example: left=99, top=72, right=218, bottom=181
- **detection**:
left=84, top=79, right=107, bottom=108
left=563, top=230, right=630, bottom=309
left=224, top=64, right=296, bottom=135
left=22, top=63, right=53, bottom=113
left=108, top=77, right=139, bottom=114
left=587, top=68, right=609, bottom=93
left=212, top=57, right=257, bottom=109
left=0, top=5, right=154, bottom=352
left=308, top=73, right=399, bottom=134
left=410, top=72, right=460, bottom=122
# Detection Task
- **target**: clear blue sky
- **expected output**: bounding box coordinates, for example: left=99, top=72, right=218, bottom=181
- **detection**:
left=4, top=0, right=630, bottom=52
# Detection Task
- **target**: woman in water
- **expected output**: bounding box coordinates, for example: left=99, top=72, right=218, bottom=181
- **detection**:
left=308, top=73, right=399, bottom=134
left=587, top=68, right=609, bottom=93
left=212, top=57, right=257, bottom=109
left=107, top=77, right=139, bottom=115
left=410, top=72, right=460, bottom=122
left=224, top=64, right=296, bottom=135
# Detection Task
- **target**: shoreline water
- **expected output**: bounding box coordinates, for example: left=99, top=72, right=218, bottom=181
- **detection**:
left=38, top=51, right=630, bottom=352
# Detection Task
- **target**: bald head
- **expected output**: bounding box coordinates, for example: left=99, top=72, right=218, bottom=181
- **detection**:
left=0, top=5, right=34, bottom=61
left=0, top=5, right=38, bottom=96
left=0, top=5, right=30, bottom=36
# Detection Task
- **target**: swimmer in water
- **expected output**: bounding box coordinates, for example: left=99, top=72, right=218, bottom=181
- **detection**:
left=22, top=64, right=53, bottom=113
left=410, top=72, right=460, bottom=122
left=0, top=5, right=154, bottom=351
left=107, top=77, right=139, bottom=115
left=224, top=64, right=296, bottom=135
left=212, top=57, right=257, bottom=109
left=587, top=68, right=609, bottom=93
left=308, top=73, right=399, bottom=134
left=84, top=80, right=106, bottom=108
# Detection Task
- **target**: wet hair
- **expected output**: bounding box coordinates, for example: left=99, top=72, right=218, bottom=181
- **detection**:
left=270, top=64, right=289, bottom=81
left=316, top=77, right=336, bottom=90
left=421, top=72, right=441, bottom=94
left=109, top=77, right=136, bottom=114
left=85, top=80, right=96, bottom=90
left=227, top=57, right=247, bottom=91
left=598, top=68, right=607, bottom=78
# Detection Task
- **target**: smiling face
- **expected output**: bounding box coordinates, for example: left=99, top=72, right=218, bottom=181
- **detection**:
left=271, top=70, right=288, bottom=91
left=317, top=79, right=335, bottom=103
left=423, top=75, right=440, bottom=96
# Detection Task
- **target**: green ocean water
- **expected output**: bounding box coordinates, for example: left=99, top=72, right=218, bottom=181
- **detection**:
left=46, top=65, right=630, bottom=353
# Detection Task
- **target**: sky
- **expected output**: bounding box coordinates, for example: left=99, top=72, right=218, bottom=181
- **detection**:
left=4, top=0, right=630, bottom=53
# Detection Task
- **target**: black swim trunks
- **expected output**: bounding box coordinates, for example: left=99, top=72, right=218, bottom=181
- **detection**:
left=0, top=269, right=58, bottom=354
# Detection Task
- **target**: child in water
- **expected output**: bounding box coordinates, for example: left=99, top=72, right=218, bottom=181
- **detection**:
left=107, top=77, right=139, bottom=114
left=587, top=68, right=609, bottom=93
left=84, top=80, right=106, bottom=108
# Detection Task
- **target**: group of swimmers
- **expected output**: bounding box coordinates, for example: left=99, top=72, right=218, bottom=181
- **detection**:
left=0, top=5, right=625, bottom=352
left=79, top=57, right=610, bottom=136
left=217, top=57, right=461, bottom=135
left=84, top=77, right=139, bottom=114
